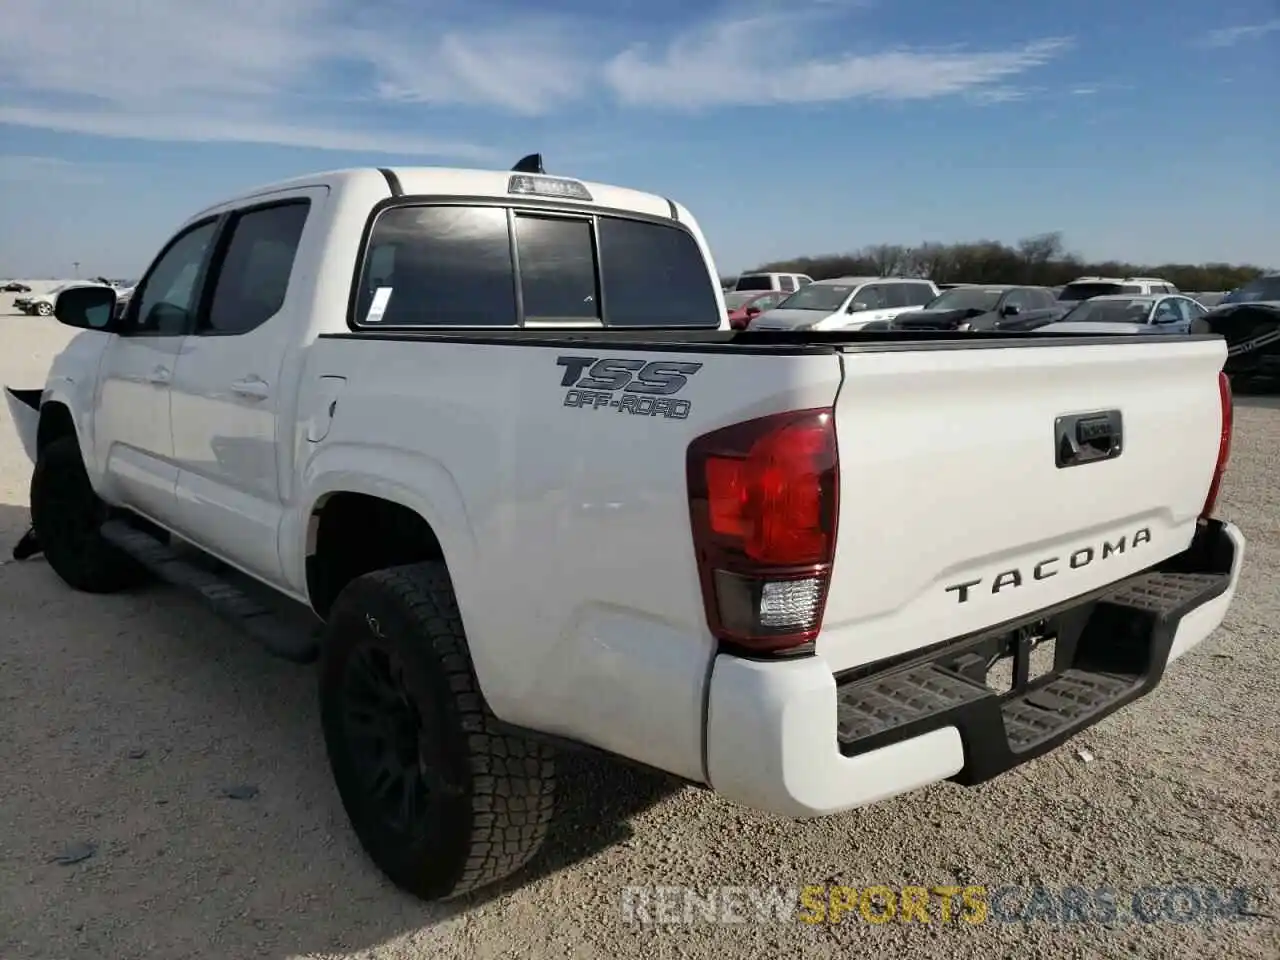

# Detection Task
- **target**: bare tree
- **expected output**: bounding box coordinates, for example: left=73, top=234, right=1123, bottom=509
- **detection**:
left=752, top=236, right=1269, bottom=292
left=866, top=244, right=908, bottom=276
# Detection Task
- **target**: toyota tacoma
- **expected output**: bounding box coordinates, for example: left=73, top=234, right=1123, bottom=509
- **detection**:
left=4, top=158, right=1245, bottom=903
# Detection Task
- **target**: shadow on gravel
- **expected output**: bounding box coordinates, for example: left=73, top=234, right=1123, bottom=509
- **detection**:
left=0, top=500, right=683, bottom=958
left=1236, top=394, right=1280, bottom=410
left=1232, top=376, right=1280, bottom=409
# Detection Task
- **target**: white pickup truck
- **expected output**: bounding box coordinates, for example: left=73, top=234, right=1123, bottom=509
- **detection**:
left=5, top=159, right=1245, bottom=903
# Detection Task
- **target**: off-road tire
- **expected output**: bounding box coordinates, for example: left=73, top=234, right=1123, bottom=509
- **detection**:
left=29, top=435, right=147, bottom=593
left=319, top=562, right=556, bottom=901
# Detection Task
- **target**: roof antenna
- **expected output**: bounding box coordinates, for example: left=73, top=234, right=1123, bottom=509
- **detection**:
left=512, top=153, right=545, bottom=174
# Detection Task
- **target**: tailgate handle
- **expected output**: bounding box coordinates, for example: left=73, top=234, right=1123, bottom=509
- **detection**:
left=1055, top=410, right=1123, bottom=468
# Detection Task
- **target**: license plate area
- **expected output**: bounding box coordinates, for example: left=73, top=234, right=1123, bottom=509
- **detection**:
left=984, top=626, right=1058, bottom=697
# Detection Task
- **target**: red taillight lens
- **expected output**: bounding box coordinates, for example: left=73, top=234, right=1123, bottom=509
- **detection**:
left=1200, top=371, right=1233, bottom=519
left=687, top=409, right=839, bottom=653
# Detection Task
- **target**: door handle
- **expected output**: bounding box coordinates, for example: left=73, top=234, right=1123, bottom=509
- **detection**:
left=148, top=365, right=171, bottom=385
left=230, top=377, right=271, bottom=400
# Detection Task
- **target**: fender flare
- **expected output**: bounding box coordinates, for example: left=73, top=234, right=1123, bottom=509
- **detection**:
left=287, top=443, right=480, bottom=603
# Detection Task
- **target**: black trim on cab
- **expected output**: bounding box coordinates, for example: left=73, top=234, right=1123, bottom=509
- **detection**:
left=832, top=519, right=1236, bottom=785
left=377, top=168, right=404, bottom=197
left=319, top=328, right=1224, bottom=357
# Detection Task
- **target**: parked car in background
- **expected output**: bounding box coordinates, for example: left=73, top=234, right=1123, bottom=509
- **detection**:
left=1218, top=273, right=1280, bottom=308
left=3, top=281, right=32, bottom=293
left=1058, top=276, right=1179, bottom=301
left=17, top=280, right=108, bottom=317
left=1196, top=274, right=1280, bottom=388
left=723, top=290, right=788, bottom=330
left=1191, top=292, right=1227, bottom=309
left=891, top=284, right=1063, bottom=332
left=1034, top=294, right=1208, bottom=335
left=732, top=272, right=813, bottom=294
left=748, top=276, right=940, bottom=331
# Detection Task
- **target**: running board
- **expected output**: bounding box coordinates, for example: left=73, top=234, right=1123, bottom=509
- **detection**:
left=100, top=520, right=320, bottom=664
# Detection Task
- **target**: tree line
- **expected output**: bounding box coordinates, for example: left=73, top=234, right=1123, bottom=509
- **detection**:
left=731, top=232, right=1268, bottom=292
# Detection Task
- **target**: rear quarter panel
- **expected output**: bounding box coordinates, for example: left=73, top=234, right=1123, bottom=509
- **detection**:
left=294, top=335, right=844, bottom=781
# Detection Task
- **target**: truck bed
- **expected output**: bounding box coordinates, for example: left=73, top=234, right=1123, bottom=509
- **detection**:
left=300, top=327, right=1228, bottom=780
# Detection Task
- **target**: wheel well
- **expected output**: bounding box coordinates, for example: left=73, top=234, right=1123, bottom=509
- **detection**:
left=37, top=402, right=76, bottom=452
left=306, top=493, right=445, bottom=619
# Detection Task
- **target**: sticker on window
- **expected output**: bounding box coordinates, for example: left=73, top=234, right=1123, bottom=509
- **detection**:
left=365, top=286, right=393, bottom=323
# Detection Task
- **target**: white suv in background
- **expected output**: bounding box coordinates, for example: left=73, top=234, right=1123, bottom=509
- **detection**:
left=732, top=272, right=814, bottom=294
left=747, top=276, right=940, bottom=331
left=1058, top=276, right=1179, bottom=302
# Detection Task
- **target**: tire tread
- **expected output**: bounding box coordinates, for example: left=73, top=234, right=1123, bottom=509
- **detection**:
left=323, top=562, right=556, bottom=899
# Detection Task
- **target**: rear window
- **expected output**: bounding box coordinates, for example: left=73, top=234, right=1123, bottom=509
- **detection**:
left=734, top=275, right=775, bottom=291
left=1061, top=299, right=1153, bottom=323
left=596, top=216, right=721, bottom=327
left=353, top=204, right=720, bottom=328
left=776, top=283, right=854, bottom=311
left=1059, top=282, right=1126, bottom=301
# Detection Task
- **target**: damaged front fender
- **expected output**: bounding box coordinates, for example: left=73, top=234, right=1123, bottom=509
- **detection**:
left=4, top=387, right=42, bottom=464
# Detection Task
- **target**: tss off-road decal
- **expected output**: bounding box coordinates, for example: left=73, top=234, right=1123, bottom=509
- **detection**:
left=556, top=356, right=702, bottom=420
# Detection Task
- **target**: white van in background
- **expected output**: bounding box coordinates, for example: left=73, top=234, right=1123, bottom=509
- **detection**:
left=732, top=272, right=814, bottom=294
left=1058, top=276, right=1180, bottom=301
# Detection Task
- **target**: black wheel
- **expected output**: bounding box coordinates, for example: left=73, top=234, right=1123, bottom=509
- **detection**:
left=29, top=436, right=147, bottom=593
left=319, top=562, right=556, bottom=901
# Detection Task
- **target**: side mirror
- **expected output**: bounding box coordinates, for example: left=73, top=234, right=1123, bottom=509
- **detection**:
left=848, top=301, right=868, bottom=313
left=1000, top=303, right=1021, bottom=317
left=54, top=285, right=120, bottom=332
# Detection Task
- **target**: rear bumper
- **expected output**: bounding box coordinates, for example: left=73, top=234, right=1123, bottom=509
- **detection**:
left=704, top=519, right=1244, bottom=818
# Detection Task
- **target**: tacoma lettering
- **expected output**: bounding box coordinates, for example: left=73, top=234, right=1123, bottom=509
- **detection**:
left=945, top=527, right=1152, bottom=604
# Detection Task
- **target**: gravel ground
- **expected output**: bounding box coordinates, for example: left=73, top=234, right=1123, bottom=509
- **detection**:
left=1, top=308, right=1276, bottom=960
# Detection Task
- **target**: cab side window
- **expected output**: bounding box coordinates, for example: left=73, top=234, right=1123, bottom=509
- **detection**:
left=204, top=201, right=311, bottom=335
left=908, top=283, right=937, bottom=306
left=851, top=284, right=886, bottom=310
left=126, top=220, right=219, bottom=336
left=1152, top=299, right=1181, bottom=324
left=1003, top=289, right=1032, bottom=312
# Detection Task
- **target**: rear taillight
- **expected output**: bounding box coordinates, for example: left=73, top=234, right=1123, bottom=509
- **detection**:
left=686, top=408, right=839, bottom=653
left=1200, top=371, right=1233, bottom=519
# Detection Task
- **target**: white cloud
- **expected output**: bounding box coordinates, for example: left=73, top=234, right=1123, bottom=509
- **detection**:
left=604, top=13, right=1072, bottom=109
left=0, top=0, right=580, bottom=155
left=0, top=155, right=116, bottom=184
left=0, top=1, right=1076, bottom=150
left=967, top=86, right=1030, bottom=105
left=1202, top=19, right=1280, bottom=48
left=359, top=19, right=593, bottom=116
left=0, top=106, right=499, bottom=160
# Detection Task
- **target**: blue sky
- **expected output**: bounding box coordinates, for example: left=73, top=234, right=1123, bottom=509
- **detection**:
left=1, top=0, right=1277, bottom=279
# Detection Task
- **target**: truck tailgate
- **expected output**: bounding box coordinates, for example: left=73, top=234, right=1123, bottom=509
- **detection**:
left=820, top=336, right=1227, bottom=673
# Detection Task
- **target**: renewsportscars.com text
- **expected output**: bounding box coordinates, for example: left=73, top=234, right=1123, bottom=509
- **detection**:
left=618, top=884, right=1261, bottom=926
